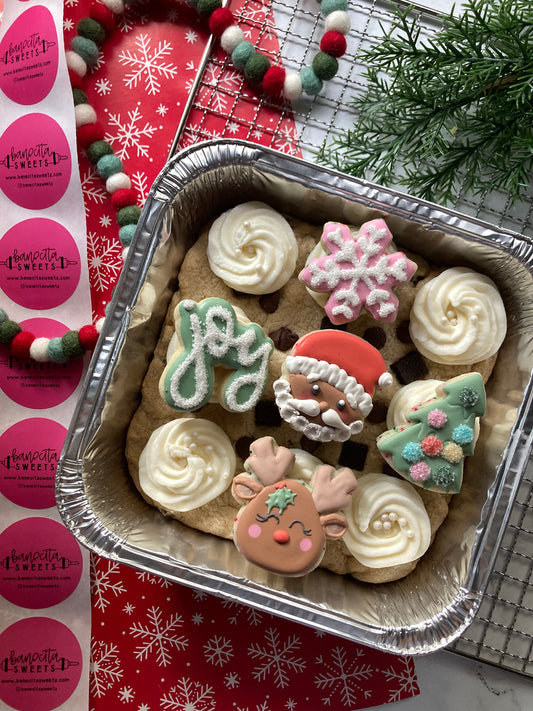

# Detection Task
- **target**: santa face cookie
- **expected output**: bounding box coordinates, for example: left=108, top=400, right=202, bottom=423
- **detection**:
left=232, top=437, right=357, bottom=576
left=273, top=330, right=393, bottom=442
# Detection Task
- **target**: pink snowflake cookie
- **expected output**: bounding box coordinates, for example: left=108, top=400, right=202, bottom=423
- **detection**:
left=299, top=219, right=417, bottom=325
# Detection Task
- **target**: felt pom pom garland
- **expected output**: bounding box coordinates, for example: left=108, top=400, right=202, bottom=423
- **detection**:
left=2, top=0, right=351, bottom=364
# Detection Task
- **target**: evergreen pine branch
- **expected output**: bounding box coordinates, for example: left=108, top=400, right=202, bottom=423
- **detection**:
left=319, top=0, right=533, bottom=205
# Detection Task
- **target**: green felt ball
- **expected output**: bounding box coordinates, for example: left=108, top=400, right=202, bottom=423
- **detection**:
left=0, top=320, right=21, bottom=344
left=300, top=66, right=323, bottom=95
left=244, top=53, right=270, bottom=83
left=72, top=87, right=88, bottom=106
left=119, top=223, right=137, bottom=246
left=62, top=330, right=85, bottom=358
left=71, top=35, right=99, bottom=65
left=117, top=205, right=141, bottom=226
left=48, top=338, right=68, bottom=363
left=232, top=41, right=254, bottom=70
left=197, top=0, right=222, bottom=17
left=96, top=154, right=123, bottom=179
left=0, top=309, right=8, bottom=324
left=312, top=51, right=338, bottom=80
left=77, top=17, right=106, bottom=46
left=87, top=140, right=114, bottom=164
left=321, top=0, right=348, bottom=14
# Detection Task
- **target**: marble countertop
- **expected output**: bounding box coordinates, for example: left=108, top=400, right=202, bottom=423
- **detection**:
left=395, top=650, right=532, bottom=710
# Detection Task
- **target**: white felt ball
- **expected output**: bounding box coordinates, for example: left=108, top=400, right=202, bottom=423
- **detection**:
left=106, top=172, right=131, bottom=193
left=65, top=50, right=87, bottom=77
left=74, top=103, right=97, bottom=128
left=325, top=11, right=351, bottom=35
left=30, top=337, right=51, bottom=362
left=283, top=72, right=303, bottom=102
left=95, top=317, right=106, bottom=334
left=101, top=0, right=125, bottom=13
left=220, top=26, right=245, bottom=54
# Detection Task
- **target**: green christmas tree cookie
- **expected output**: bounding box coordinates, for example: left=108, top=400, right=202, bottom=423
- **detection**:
left=377, top=373, right=486, bottom=493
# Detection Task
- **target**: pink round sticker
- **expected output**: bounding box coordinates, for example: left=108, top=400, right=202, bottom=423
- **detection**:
left=0, top=218, right=81, bottom=309
left=0, top=113, right=71, bottom=209
left=0, top=6, right=59, bottom=105
left=0, top=617, right=82, bottom=711
left=0, top=517, right=83, bottom=608
left=0, top=317, right=84, bottom=409
left=0, top=418, right=66, bottom=509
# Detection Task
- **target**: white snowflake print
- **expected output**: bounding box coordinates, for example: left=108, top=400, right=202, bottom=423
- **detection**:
left=225, top=671, right=240, bottom=689
left=91, top=558, right=127, bottom=612
left=192, top=612, right=204, bottom=625
left=314, top=646, right=374, bottom=707
left=220, top=599, right=263, bottom=626
left=185, top=29, right=198, bottom=43
left=136, top=570, right=172, bottom=587
left=384, top=657, right=418, bottom=702
left=273, top=126, right=300, bottom=156
left=90, top=641, right=123, bottom=698
left=130, top=605, right=188, bottom=666
left=285, top=700, right=297, bottom=710
left=63, top=18, right=74, bottom=31
left=161, top=677, right=216, bottom=711
left=157, top=104, right=169, bottom=116
left=86, top=232, right=123, bottom=293
left=95, top=78, right=112, bottom=95
left=248, top=627, right=306, bottom=689
left=105, top=106, right=158, bottom=160
left=204, top=635, right=233, bottom=666
left=80, top=168, right=108, bottom=212
left=130, top=171, right=151, bottom=205
left=64, top=0, right=79, bottom=7
left=118, top=686, right=135, bottom=702
left=119, top=34, right=178, bottom=95
left=123, top=602, right=135, bottom=615
left=100, top=215, right=112, bottom=228
left=138, top=705, right=150, bottom=711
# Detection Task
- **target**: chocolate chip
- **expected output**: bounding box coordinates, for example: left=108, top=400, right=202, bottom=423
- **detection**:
left=320, top=316, right=347, bottom=331
left=300, top=435, right=320, bottom=453
left=259, top=291, right=280, bottom=313
left=395, top=320, right=412, bottom=344
left=269, top=326, right=299, bottom=351
left=391, top=351, right=428, bottom=385
left=338, top=440, right=368, bottom=471
left=363, top=326, right=386, bottom=350
left=255, top=400, right=282, bottom=427
left=236, top=436, right=254, bottom=461
left=366, top=400, right=388, bottom=424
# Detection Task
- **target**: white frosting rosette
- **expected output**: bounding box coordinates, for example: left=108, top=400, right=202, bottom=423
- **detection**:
left=409, top=267, right=507, bottom=365
left=386, top=379, right=444, bottom=429
left=207, top=201, right=298, bottom=294
left=342, top=472, right=431, bottom=568
left=138, top=418, right=236, bottom=512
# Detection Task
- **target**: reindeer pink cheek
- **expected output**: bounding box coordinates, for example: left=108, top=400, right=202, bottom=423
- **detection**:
left=247, top=524, right=262, bottom=539
left=300, top=538, right=313, bottom=552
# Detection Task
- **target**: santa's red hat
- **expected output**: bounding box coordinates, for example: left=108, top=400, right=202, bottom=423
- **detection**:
left=287, top=330, right=392, bottom=397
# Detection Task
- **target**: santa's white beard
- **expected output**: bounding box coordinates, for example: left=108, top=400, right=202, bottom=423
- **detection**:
left=273, top=379, right=364, bottom=443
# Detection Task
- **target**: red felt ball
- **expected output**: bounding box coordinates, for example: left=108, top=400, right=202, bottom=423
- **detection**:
left=320, top=31, right=347, bottom=58
left=78, top=324, right=99, bottom=351
left=77, top=123, right=104, bottom=148
left=208, top=8, right=234, bottom=37
left=68, top=69, right=85, bottom=90
left=11, top=331, right=34, bottom=359
left=111, top=188, right=137, bottom=210
left=262, top=65, right=286, bottom=97
left=90, top=2, right=116, bottom=33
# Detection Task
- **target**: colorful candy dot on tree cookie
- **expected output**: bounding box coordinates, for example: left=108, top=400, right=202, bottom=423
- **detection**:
left=232, top=436, right=357, bottom=576
left=299, top=219, right=417, bottom=325
left=273, top=330, right=393, bottom=443
left=376, top=372, right=486, bottom=493
left=159, top=298, right=274, bottom=413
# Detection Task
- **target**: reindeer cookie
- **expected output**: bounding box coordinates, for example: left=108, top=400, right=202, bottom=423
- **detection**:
left=232, top=437, right=357, bottom=576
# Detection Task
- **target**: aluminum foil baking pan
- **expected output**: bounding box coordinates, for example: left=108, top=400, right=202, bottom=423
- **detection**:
left=56, top=139, right=533, bottom=655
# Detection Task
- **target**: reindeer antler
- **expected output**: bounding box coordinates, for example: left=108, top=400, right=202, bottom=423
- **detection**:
left=312, top=465, right=357, bottom=514
left=244, top=437, right=295, bottom=486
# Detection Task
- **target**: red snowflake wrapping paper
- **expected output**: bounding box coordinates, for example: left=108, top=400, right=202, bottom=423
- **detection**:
left=63, top=2, right=421, bottom=709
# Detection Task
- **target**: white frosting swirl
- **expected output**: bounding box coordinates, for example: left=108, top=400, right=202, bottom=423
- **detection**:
left=342, top=472, right=431, bottom=568
left=409, top=267, right=506, bottom=364
left=207, top=201, right=298, bottom=294
left=138, top=418, right=236, bottom=512
left=386, top=379, right=443, bottom=429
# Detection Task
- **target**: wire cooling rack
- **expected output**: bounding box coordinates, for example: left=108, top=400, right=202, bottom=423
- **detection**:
left=171, top=0, right=533, bottom=677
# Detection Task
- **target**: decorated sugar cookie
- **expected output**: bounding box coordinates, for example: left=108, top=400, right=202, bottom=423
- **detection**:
left=160, top=298, right=274, bottom=413
left=273, top=330, right=393, bottom=442
left=377, top=372, right=486, bottom=493
left=232, top=437, right=357, bottom=577
left=299, top=219, right=417, bottom=325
